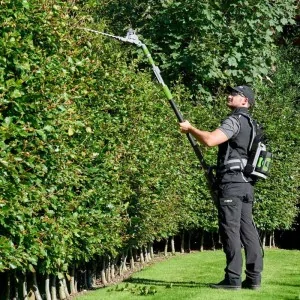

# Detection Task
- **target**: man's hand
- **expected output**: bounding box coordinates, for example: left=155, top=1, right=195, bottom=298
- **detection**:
left=179, top=120, right=192, bottom=133
left=179, top=121, right=229, bottom=147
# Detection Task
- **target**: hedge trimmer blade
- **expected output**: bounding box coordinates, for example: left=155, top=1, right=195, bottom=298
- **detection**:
left=78, top=27, right=142, bottom=46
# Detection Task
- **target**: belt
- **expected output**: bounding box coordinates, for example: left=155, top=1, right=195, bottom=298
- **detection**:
left=218, top=158, right=248, bottom=173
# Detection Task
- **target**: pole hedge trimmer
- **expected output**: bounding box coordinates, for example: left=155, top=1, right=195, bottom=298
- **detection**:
left=79, top=27, right=218, bottom=203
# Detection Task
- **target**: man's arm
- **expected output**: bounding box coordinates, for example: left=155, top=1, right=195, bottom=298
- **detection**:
left=180, top=121, right=229, bottom=147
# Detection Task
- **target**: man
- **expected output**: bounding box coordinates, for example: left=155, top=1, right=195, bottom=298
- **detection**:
left=179, top=85, right=263, bottom=290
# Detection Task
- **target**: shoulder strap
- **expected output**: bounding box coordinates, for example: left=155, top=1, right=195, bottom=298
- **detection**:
left=235, top=112, right=257, bottom=152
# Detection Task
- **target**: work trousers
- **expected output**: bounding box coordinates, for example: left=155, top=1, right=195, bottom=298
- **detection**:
left=217, top=181, right=263, bottom=286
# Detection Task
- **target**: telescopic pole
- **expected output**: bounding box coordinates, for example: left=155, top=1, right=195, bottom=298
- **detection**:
left=78, top=27, right=217, bottom=203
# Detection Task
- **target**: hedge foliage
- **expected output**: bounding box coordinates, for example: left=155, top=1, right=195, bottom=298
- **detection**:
left=0, top=0, right=299, bottom=297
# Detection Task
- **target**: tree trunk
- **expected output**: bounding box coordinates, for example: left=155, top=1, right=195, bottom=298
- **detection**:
left=101, top=257, right=107, bottom=285
left=111, top=257, right=116, bottom=280
left=212, top=232, right=216, bottom=251
left=88, top=262, right=97, bottom=288
left=82, top=266, right=88, bottom=289
left=130, top=248, right=135, bottom=270
left=200, top=230, right=204, bottom=252
left=119, top=251, right=127, bottom=275
left=22, top=273, right=29, bottom=300
left=106, top=257, right=111, bottom=283
left=122, top=250, right=128, bottom=272
left=62, top=277, right=70, bottom=298
left=150, top=244, right=154, bottom=259
left=32, top=272, right=43, bottom=300
left=74, top=271, right=78, bottom=294
left=133, top=248, right=138, bottom=262
left=272, top=231, right=276, bottom=248
left=147, top=244, right=152, bottom=261
left=218, top=233, right=223, bottom=250
left=6, top=272, right=11, bottom=300
left=164, top=238, right=168, bottom=256
left=51, top=275, right=57, bottom=300
left=171, top=236, right=175, bottom=255
left=58, top=278, right=66, bottom=300
left=12, top=287, right=18, bottom=300
left=187, top=231, right=191, bottom=253
left=45, top=275, right=51, bottom=300
left=12, top=272, right=18, bottom=300
left=181, top=231, right=185, bottom=253
left=140, top=247, right=145, bottom=265
left=144, top=246, right=149, bottom=263
left=69, top=267, right=76, bottom=295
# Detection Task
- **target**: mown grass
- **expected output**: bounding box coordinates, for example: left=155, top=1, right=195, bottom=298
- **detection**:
left=75, top=249, right=300, bottom=300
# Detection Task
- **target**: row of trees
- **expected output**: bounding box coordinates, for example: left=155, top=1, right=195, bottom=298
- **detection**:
left=0, top=0, right=299, bottom=299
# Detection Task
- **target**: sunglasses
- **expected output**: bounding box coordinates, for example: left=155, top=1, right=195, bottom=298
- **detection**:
left=230, top=91, right=245, bottom=97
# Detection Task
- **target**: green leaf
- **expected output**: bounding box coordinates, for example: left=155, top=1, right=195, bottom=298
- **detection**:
left=11, top=89, right=23, bottom=99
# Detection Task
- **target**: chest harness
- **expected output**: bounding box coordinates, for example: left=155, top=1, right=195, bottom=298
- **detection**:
left=218, top=112, right=272, bottom=180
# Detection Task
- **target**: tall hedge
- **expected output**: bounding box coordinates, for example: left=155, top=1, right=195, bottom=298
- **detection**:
left=0, top=0, right=299, bottom=298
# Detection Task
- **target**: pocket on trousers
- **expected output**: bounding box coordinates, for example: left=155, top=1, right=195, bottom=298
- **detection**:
left=219, top=197, right=238, bottom=224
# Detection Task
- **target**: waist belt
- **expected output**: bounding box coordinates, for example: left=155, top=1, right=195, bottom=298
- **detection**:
left=218, top=158, right=248, bottom=174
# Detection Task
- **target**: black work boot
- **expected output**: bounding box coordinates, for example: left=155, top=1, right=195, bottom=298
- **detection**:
left=242, top=279, right=261, bottom=290
left=210, top=279, right=241, bottom=290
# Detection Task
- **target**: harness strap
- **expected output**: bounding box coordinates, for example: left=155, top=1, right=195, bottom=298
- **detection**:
left=220, top=113, right=256, bottom=173
left=219, top=158, right=248, bottom=173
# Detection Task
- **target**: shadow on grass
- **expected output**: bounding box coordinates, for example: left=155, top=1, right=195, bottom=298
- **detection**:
left=124, top=277, right=210, bottom=288
left=268, top=281, right=300, bottom=288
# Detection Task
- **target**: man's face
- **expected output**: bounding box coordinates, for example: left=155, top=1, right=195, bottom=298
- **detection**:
left=227, top=91, right=247, bottom=109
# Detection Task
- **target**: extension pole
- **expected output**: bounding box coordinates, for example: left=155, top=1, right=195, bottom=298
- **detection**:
left=141, top=44, right=217, bottom=202
left=79, top=27, right=217, bottom=203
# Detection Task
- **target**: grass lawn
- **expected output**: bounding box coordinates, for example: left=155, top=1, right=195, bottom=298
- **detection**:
left=75, top=249, right=300, bottom=300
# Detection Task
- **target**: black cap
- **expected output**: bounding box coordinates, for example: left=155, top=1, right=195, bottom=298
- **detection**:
left=227, top=85, right=255, bottom=106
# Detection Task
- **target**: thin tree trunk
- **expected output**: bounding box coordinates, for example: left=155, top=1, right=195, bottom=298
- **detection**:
left=106, top=257, right=111, bottom=283
left=187, top=231, right=191, bottom=253
left=88, top=262, right=97, bottom=288
left=144, top=246, right=149, bottom=263
left=200, top=230, right=204, bottom=252
left=171, top=236, right=175, bottom=255
left=123, top=250, right=128, bottom=272
left=130, top=248, right=135, bottom=270
left=150, top=244, right=154, bottom=259
left=111, top=257, right=116, bottom=280
left=69, top=267, right=76, bottom=295
left=164, top=238, right=168, bottom=256
left=212, top=232, right=216, bottom=251
left=140, top=247, right=145, bottom=265
left=272, top=231, right=276, bottom=248
left=45, top=275, right=51, bottom=300
left=181, top=231, right=185, bottom=253
left=147, top=244, right=152, bottom=261
left=22, top=273, right=28, bottom=300
left=51, top=275, right=57, bottom=300
left=262, top=231, right=266, bottom=249
left=12, top=272, right=18, bottom=300
left=58, top=278, right=66, bottom=300
left=218, top=233, right=223, bottom=250
left=101, top=257, right=107, bottom=285
left=82, top=266, right=88, bottom=289
left=62, top=277, right=70, bottom=298
left=6, top=272, right=11, bottom=300
left=133, top=248, right=138, bottom=262
left=32, top=272, right=43, bottom=300
left=74, top=270, right=78, bottom=294
left=12, top=287, right=18, bottom=300
left=118, top=254, right=123, bottom=277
